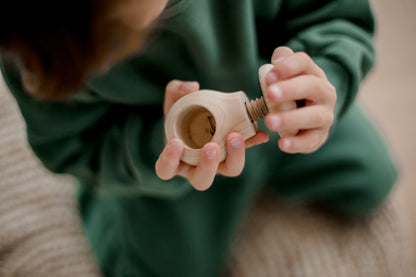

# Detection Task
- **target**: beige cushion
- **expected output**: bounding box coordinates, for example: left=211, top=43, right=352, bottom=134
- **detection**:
left=0, top=79, right=101, bottom=277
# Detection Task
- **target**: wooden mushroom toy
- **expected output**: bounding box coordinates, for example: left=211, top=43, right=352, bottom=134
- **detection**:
left=164, top=64, right=298, bottom=166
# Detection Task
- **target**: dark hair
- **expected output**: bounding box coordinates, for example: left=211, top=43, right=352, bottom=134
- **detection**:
left=0, top=0, right=144, bottom=99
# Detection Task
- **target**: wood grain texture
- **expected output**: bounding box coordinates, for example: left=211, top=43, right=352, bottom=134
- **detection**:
left=165, top=90, right=257, bottom=165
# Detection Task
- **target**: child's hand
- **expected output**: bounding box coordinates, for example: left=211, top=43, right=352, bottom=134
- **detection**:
left=264, top=46, right=337, bottom=154
left=156, top=80, right=269, bottom=191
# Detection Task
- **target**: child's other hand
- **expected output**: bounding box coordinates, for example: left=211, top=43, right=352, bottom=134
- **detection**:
left=264, top=46, right=337, bottom=154
left=156, top=80, right=269, bottom=191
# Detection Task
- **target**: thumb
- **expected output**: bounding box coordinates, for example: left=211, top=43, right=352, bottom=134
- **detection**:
left=164, top=80, right=200, bottom=116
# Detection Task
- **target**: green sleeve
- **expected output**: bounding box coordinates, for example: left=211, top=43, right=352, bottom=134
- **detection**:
left=0, top=59, right=190, bottom=198
left=279, top=0, right=376, bottom=122
left=255, top=0, right=396, bottom=216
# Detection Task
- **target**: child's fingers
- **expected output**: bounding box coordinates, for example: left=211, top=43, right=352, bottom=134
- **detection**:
left=164, top=80, right=182, bottom=116
left=155, top=139, right=184, bottom=180
left=264, top=47, right=295, bottom=85
left=187, top=142, right=220, bottom=191
left=266, top=52, right=327, bottom=84
left=218, top=133, right=245, bottom=177
left=244, top=131, right=269, bottom=149
left=271, top=46, right=294, bottom=64
left=164, top=80, right=199, bottom=116
left=278, top=129, right=328, bottom=154
left=266, top=75, right=336, bottom=106
left=265, top=106, right=334, bottom=133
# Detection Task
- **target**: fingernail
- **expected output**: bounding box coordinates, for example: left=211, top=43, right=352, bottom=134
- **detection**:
left=230, top=138, right=242, bottom=149
left=205, top=148, right=217, bottom=159
left=283, top=139, right=291, bottom=149
left=182, top=82, right=196, bottom=91
left=272, top=56, right=285, bottom=63
left=167, top=139, right=181, bottom=151
left=266, top=72, right=278, bottom=84
left=269, top=85, right=282, bottom=100
left=269, top=115, right=281, bottom=130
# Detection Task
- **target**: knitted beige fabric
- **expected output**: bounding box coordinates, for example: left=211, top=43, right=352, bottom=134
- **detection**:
left=0, top=78, right=102, bottom=277
left=225, top=192, right=416, bottom=277
left=1, top=75, right=415, bottom=276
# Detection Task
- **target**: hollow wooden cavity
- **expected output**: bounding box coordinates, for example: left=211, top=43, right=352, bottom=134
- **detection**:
left=177, top=106, right=216, bottom=149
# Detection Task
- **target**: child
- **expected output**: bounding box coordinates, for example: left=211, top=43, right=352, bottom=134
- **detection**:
left=0, top=0, right=397, bottom=276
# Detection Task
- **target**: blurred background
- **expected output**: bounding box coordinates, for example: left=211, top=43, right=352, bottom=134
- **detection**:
left=359, top=0, right=416, bottom=241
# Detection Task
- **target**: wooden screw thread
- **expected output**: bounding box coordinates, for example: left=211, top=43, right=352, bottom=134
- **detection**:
left=245, top=96, right=269, bottom=122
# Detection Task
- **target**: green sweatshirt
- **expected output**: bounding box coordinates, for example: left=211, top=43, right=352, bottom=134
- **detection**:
left=1, top=0, right=397, bottom=276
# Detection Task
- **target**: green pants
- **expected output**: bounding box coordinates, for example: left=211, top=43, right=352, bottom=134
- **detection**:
left=259, top=103, right=398, bottom=215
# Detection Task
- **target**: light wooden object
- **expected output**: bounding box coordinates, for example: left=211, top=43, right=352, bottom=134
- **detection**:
left=165, top=90, right=257, bottom=165
left=164, top=64, right=298, bottom=165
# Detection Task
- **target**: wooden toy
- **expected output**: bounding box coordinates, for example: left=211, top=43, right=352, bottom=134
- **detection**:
left=164, top=64, right=298, bottom=165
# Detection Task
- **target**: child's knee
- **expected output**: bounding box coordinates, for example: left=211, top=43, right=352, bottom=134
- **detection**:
left=323, top=149, right=398, bottom=216
left=325, top=107, right=398, bottom=215
left=357, top=151, right=398, bottom=213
